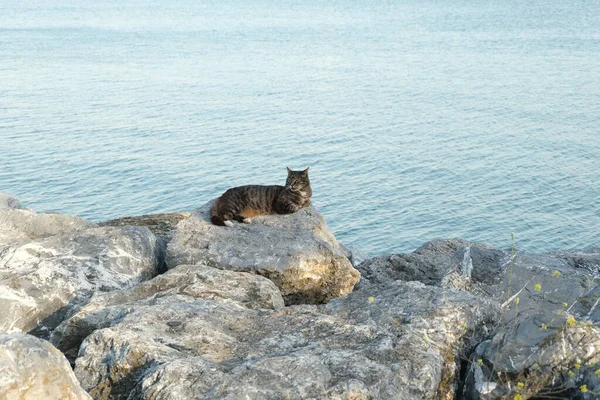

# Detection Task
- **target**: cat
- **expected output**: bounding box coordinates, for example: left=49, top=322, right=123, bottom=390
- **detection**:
left=210, top=167, right=312, bottom=226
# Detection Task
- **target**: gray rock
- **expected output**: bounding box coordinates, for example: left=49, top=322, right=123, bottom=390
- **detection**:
left=463, top=246, right=507, bottom=285
left=69, top=265, right=500, bottom=400
left=51, top=264, right=284, bottom=363
left=465, top=248, right=600, bottom=399
left=0, top=192, right=24, bottom=209
left=0, top=226, right=162, bottom=337
left=464, top=323, right=600, bottom=399
left=166, top=201, right=360, bottom=304
left=99, top=212, right=191, bottom=244
left=355, top=239, right=600, bottom=398
left=0, top=208, right=96, bottom=247
left=448, top=246, right=600, bottom=399
left=0, top=333, right=91, bottom=400
left=573, top=284, right=600, bottom=322
left=357, top=238, right=494, bottom=286
left=339, top=243, right=369, bottom=267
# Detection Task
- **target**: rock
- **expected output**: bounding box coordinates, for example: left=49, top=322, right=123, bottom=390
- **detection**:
left=66, top=263, right=499, bottom=399
left=0, top=192, right=24, bottom=209
left=357, top=239, right=494, bottom=286
left=461, top=247, right=600, bottom=399
left=0, top=226, right=162, bottom=337
left=464, top=323, right=600, bottom=399
left=339, top=243, right=369, bottom=267
left=356, top=240, right=600, bottom=398
left=0, top=208, right=96, bottom=247
left=0, top=333, right=91, bottom=400
left=51, top=264, right=284, bottom=364
left=99, top=212, right=190, bottom=244
left=572, top=284, right=600, bottom=322
left=166, top=201, right=360, bottom=304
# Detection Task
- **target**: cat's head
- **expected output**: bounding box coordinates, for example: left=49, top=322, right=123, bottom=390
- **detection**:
left=285, top=167, right=311, bottom=193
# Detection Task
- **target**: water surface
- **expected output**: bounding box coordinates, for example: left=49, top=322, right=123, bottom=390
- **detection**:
left=1, top=0, right=599, bottom=255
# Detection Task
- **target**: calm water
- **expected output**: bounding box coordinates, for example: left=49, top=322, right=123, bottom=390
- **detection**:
left=1, top=0, right=599, bottom=256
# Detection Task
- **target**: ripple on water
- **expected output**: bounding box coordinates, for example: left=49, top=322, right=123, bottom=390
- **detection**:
left=1, top=0, right=599, bottom=255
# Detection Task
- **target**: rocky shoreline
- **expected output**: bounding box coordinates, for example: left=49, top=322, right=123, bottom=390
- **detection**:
left=1, top=192, right=599, bottom=399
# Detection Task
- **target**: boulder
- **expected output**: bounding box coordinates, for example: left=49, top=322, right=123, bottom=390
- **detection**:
left=68, top=265, right=499, bottom=400
left=99, top=212, right=190, bottom=244
left=0, top=226, right=162, bottom=337
left=0, top=192, right=24, bottom=209
left=166, top=202, right=360, bottom=304
left=339, top=243, right=369, bottom=267
left=51, top=264, right=284, bottom=363
left=357, top=239, right=494, bottom=287
left=0, top=208, right=96, bottom=247
left=0, top=333, right=91, bottom=400
left=458, top=246, right=600, bottom=399
left=357, top=239, right=600, bottom=399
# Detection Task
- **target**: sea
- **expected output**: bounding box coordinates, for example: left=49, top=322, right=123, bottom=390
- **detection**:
left=1, top=0, right=599, bottom=256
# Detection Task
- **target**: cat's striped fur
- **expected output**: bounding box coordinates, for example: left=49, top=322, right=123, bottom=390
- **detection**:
left=210, top=167, right=312, bottom=226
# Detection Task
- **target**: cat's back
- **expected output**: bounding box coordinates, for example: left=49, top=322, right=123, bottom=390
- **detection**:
left=219, top=184, right=284, bottom=215
left=221, top=184, right=284, bottom=201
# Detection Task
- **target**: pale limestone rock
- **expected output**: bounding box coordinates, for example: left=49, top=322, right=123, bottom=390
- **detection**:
left=166, top=202, right=360, bottom=304
left=0, top=226, right=161, bottom=336
left=356, top=238, right=495, bottom=287
left=0, top=208, right=95, bottom=247
left=51, top=264, right=284, bottom=363
left=0, top=193, right=24, bottom=210
left=67, top=267, right=499, bottom=400
left=0, top=333, right=91, bottom=400
left=99, top=212, right=191, bottom=244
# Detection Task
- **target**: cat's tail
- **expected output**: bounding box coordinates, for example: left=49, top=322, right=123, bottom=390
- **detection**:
left=209, top=200, right=226, bottom=226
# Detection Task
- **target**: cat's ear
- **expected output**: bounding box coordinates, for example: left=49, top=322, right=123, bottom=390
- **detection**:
left=302, top=167, right=309, bottom=175
left=286, top=166, right=292, bottom=175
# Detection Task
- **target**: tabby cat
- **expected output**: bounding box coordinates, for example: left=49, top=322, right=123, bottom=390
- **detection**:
left=210, top=167, right=312, bottom=226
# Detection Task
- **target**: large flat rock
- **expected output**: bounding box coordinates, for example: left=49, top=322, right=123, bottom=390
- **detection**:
left=0, top=333, right=91, bottom=400
left=0, top=226, right=162, bottom=337
left=166, top=202, right=360, bottom=304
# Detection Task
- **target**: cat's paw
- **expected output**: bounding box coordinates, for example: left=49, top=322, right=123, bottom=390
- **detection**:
left=224, top=220, right=234, bottom=227
left=242, top=218, right=252, bottom=224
